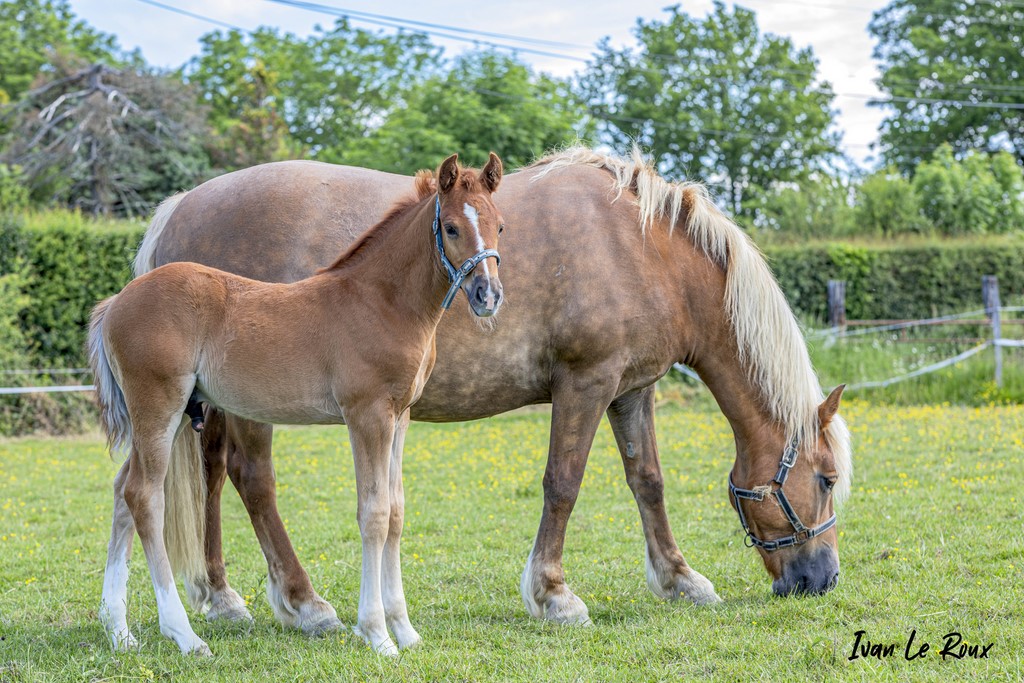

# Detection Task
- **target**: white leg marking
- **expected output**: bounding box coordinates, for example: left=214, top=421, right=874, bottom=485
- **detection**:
left=153, top=582, right=211, bottom=656
left=519, top=547, right=591, bottom=625
left=644, top=543, right=721, bottom=605
left=100, top=465, right=138, bottom=651
left=100, top=540, right=137, bottom=651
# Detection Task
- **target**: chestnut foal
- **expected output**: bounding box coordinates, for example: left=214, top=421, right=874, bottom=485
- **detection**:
left=88, top=153, right=504, bottom=656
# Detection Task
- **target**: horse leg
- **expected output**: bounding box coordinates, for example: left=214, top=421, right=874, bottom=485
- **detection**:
left=123, top=416, right=211, bottom=655
left=606, top=386, right=720, bottom=605
left=225, top=415, right=342, bottom=635
left=381, top=408, right=421, bottom=649
left=348, top=404, right=399, bottom=656
left=182, top=407, right=252, bottom=622
left=99, top=458, right=139, bottom=650
left=520, top=370, right=618, bottom=626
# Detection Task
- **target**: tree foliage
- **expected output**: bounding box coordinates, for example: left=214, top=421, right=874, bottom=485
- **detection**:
left=1, top=61, right=211, bottom=216
left=580, top=1, right=841, bottom=216
left=185, top=20, right=440, bottom=165
left=340, top=51, right=587, bottom=173
left=0, top=0, right=119, bottom=105
left=870, top=0, right=1024, bottom=171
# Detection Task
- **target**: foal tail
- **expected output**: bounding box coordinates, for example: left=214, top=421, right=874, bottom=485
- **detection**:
left=88, top=297, right=132, bottom=454
left=88, top=297, right=209, bottom=589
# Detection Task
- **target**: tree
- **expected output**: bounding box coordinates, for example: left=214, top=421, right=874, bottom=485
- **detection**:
left=340, top=51, right=587, bottom=173
left=1, top=61, right=212, bottom=216
left=185, top=20, right=440, bottom=165
left=870, top=0, right=1024, bottom=171
left=744, top=174, right=856, bottom=239
left=911, top=144, right=1024, bottom=235
left=855, top=168, right=926, bottom=237
left=0, top=0, right=118, bottom=105
left=580, top=2, right=840, bottom=217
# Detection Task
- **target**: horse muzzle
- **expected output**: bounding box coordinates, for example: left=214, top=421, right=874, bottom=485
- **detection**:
left=771, top=543, right=840, bottom=597
left=467, top=273, right=503, bottom=317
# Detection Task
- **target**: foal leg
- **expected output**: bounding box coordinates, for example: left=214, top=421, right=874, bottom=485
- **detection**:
left=520, top=370, right=618, bottom=625
left=381, top=408, right=421, bottom=649
left=225, top=416, right=341, bottom=635
left=182, top=408, right=251, bottom=622
left=124, top=418, right=211, bottom=655
left=99, top=459, right=139, bottom=650
left=606, top=386, right=719, bottom=605
left=349, top=405, right=399, bottom=656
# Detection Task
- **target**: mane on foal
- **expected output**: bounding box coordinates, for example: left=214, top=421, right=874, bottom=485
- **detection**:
left=320, top=170, right=438, bottom=272
left=530, top=145, right=851, bottom=502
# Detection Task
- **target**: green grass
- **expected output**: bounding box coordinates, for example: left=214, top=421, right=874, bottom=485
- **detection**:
left=1, top=402, right=1022, bottom=681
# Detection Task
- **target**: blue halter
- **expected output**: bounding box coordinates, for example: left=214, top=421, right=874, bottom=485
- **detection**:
left=431, top=194, right=501, bottom=310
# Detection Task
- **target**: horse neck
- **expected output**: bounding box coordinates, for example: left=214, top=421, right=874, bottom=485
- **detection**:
left=669, top=243, right=786, bottom=477
left=324, top=198, right=451, bottom=327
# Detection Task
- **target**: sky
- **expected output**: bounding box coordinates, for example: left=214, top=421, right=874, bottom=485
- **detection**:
left=66, top=0, right=892, bottom=168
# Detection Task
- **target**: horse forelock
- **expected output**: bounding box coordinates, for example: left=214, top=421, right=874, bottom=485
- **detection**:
left=529, top=145, right=852, bottom=500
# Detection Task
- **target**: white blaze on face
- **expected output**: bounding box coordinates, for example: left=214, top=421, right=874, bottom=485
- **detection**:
left=463, top=202, right=498, bottom=310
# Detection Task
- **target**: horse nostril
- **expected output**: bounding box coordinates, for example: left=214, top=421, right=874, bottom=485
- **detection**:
left=474, top=285, right=487, bottom=304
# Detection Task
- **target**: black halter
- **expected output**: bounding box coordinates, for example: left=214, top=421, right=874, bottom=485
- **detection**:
left=728, top=438, right=836, bottom=552
left=431, top=195, right=500, bottom=310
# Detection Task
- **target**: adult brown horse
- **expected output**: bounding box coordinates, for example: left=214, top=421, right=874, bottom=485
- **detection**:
left=136, top=146, right=851, bottom=635
left=90, top=154, right=505, bottom=656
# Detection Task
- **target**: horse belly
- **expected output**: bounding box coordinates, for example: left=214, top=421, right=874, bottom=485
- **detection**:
left=195, top=340, right=346, bottom=426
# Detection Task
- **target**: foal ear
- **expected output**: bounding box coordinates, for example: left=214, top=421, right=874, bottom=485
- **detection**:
left=818, top=384, right=846, bottom=429
left=479, top=152, right=503, bottom=193
left=438, top=154, right=460, bottom=195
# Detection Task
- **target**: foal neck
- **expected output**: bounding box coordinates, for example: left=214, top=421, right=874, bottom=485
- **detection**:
left=320, top=196, right=451, bottom=321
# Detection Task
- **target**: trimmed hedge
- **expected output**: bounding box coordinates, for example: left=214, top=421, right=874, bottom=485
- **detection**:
left=763, top=239, right=1024, bottom=321
left=0, top=216, right=141, bottom=367
left=1, top=217, right=1023, bottom=371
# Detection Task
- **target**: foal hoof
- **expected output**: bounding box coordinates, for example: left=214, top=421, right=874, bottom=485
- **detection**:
left=302, top=615, right=344, bottom=637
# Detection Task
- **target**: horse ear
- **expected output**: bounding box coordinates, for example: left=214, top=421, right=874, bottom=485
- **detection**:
left=818, top=384, right=845, bottom=429
left=438, top=154, right=460, bottom=195
left=479, top=152, right=503, bottom=193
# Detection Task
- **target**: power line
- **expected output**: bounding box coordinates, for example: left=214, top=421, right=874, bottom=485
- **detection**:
left=262, top=0, right=591, bottom=63
left=264, top=0, right=593, bottom=51
left=134, top=0, right=245, bottom=31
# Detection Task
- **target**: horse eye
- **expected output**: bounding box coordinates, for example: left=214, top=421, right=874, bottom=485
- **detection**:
left=444, top=224, right=458, bottom=238
left=498, top=223, right=505, bottom=234
left=821, top=476, right=837, bottom=493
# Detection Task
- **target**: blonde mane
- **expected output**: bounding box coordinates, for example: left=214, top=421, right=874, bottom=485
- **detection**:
left=529, top=145, right=851, bottom=502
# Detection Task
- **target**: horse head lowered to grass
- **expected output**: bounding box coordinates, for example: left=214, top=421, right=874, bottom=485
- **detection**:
left=133, top=145, right=851, bottom=635
left=88, top=153, right=505, bottom=656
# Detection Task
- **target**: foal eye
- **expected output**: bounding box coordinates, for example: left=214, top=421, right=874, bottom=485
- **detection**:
left=821, top=476, right=837, bottom=493
left=444, top=224, right=459, bottom=238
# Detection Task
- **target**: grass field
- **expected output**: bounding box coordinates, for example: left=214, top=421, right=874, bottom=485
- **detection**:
left=1, top=401, right=1022, bottom=681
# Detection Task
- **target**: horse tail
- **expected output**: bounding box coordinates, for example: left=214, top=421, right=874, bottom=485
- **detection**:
left=164, top=427, right=208, bottom=592
left=89, top=294, right=208, bottom=589
left=88, top=297, right=132, bottom=454
left=134, top=191, right=187, bottom=277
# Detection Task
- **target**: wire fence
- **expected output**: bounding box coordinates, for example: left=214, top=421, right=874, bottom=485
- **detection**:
left=674, top=305, right=1020, bottom=392
left=3, top=308, right=1020, bottom=396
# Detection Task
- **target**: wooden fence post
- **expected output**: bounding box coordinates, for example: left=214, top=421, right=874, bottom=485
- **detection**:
left=827, top=280, right=846, bottom=332
left=983, top=275, right=1002, bottom=388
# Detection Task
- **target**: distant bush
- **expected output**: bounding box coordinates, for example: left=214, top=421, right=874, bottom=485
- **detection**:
left=765, top=237, right=1024, bottom=321
left=0, top=211, right=141, bottom=367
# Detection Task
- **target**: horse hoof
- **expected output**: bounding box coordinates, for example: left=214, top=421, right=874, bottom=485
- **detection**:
left=302, top=615, right=344, bottom=637
left=543, top=591, right=592, bottom=626
left=206, top=603, right=254, bottom=623
left=676, top=569, right=721, bottom=605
